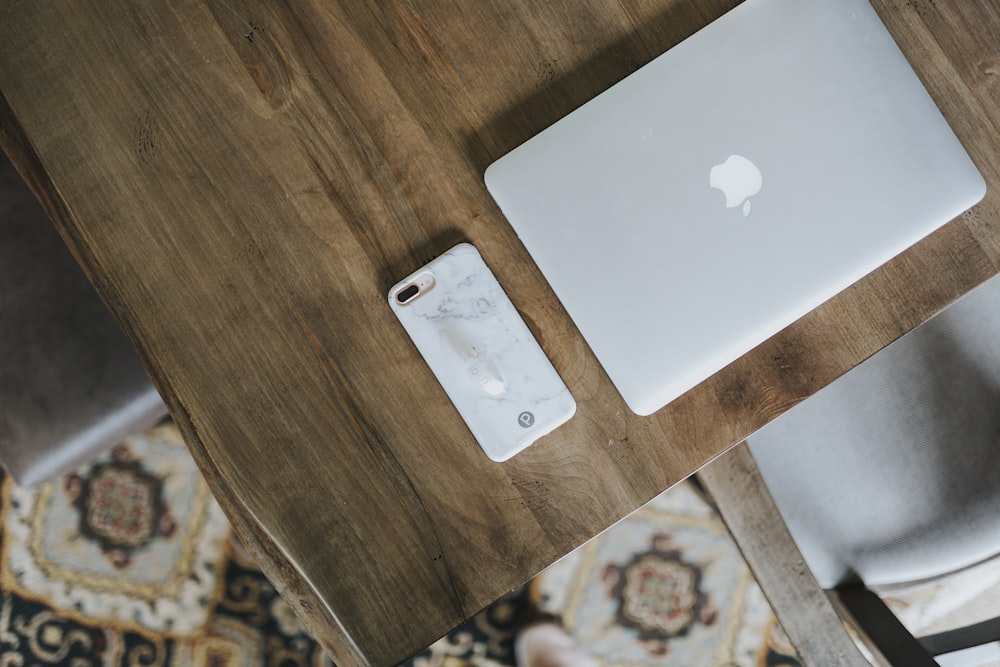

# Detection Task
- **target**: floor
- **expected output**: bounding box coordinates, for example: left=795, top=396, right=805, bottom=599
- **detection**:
left=0, top=421, right=799, bottom=666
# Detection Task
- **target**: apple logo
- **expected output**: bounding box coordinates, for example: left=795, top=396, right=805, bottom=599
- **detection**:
left=710, top=154, right=763, bottom=218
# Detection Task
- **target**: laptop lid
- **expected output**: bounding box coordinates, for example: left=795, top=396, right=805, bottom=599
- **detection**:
left=485, top=0, right=985, bottom=416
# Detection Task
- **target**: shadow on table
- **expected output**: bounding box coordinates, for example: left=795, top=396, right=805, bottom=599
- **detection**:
left=462, top=0, right=741, bottom=175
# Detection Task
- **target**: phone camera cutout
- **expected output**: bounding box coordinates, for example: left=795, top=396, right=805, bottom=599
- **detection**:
left=395, top=272, right=436, bottom=306
left=396, top=271, right=434, bottom=306
left=397, top=284, right=420, bottom=305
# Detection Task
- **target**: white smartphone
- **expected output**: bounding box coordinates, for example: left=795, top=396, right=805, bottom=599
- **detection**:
left=388, top=243, right=576, bottom=461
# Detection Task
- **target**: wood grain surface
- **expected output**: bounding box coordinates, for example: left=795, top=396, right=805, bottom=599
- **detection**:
left=1, top=1, right=998, bottom=664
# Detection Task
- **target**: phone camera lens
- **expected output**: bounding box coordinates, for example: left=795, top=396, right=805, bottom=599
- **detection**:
left=397, top=284, right=420, bottom=304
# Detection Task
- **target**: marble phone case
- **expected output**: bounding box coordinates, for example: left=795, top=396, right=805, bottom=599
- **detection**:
left=388, top=243, right=575, bottom=461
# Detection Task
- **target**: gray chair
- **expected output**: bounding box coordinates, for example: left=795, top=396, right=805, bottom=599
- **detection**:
left=0, top=151, right=167, bottom=485
left=703, top=272, right=1000, bottom=666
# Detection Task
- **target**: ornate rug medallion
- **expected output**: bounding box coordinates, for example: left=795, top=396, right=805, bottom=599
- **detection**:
left=0, top=425, right=231, bottom=636
left=532, top=482, right=800, bottom=666
left=609, top=538, right=715, bottom=641
left=68, top=445, right=176, bottom=568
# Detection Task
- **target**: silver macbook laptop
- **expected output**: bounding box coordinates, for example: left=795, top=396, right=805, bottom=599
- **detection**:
left=485, top=0, right=985, bottom=416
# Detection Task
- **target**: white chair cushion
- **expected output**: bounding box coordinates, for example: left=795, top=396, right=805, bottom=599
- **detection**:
left=749, top=273, right=1000, bottom=588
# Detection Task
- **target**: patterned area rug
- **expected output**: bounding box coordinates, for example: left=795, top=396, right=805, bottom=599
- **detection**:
left=0, top=424, right=331, bottom=666
left=0, top=422, right=801, bottom=666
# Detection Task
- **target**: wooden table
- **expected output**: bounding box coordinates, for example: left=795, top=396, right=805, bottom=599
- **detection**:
left=2, top=1, right=998, bottom=664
